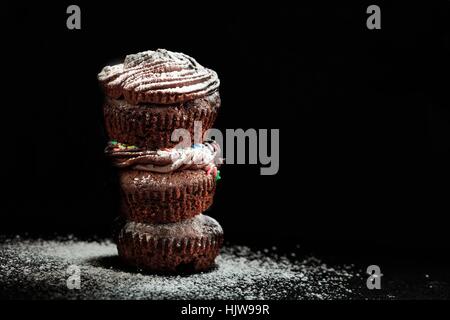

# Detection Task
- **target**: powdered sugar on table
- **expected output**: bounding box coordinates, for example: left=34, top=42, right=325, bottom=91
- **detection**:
left=0, top=237, right=362, bottom=299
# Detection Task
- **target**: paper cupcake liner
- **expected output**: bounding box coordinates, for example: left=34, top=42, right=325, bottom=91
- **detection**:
left=117, top=215, right=223, bottom=272
left=103, top=92, right=220, bottom=150
left=119, top=170, right=216, bottom=224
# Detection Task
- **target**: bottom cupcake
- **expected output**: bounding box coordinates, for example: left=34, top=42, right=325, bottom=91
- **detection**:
left=117, top=214, right=223, bottom=273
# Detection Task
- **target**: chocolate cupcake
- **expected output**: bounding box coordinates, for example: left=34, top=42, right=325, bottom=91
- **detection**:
left=106, top=141, right=221, bottom=224
left=98, top=49, right=220, bottom=149
left=117, top=214, right=223, bottom=273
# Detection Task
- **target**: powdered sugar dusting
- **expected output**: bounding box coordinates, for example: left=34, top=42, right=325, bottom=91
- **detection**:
left=122, top=214, right=223, bottom=240
left=98, top=49, right=219, bottom=104
left=0, top=237, right=362, bottom=299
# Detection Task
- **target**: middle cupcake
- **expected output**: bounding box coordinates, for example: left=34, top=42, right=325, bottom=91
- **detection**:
left=106, top=141, right=221, bottom=224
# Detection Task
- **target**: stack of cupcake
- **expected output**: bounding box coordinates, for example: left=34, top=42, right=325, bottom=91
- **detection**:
left=98, top=49, right=224, bottom=272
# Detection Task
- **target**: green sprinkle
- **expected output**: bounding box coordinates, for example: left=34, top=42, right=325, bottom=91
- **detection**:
left=110, top=140, right=118, bottom=145
left=215, top=170, right=221, bottom=182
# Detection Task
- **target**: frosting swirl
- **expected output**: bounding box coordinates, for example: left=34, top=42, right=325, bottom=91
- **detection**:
left=98, top=49, right=220, bottom=105
left=105, top=141, right=222, bottom=176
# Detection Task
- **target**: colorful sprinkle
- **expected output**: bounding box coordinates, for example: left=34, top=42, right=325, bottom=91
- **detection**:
left=109, top=141, right=140, bottom=150
left=215, top=170, right=221, bottom=182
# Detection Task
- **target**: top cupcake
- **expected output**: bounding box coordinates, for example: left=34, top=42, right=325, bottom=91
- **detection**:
left=98, top=49, right=220, bottom=105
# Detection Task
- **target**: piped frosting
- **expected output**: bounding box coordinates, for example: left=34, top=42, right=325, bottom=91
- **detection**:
left=105, top=140, right=222, bottom=176
left=98, top=49, right=220, bottom=105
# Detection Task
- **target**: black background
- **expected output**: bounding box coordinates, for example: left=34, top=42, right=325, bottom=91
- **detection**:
left=1, top=1, right=449, bottom=257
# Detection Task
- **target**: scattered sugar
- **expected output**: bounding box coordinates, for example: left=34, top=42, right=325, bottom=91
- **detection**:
left=0, top=237, right=362, bottom=300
